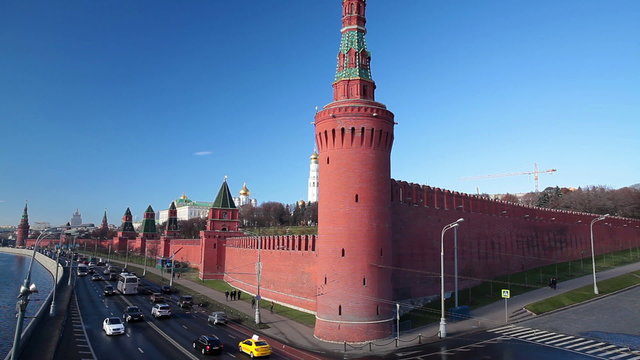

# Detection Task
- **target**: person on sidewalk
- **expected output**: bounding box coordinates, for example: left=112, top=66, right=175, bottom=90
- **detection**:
left=225, top=290, right=229, bottom=301
left=270, top=301, right=274, bottom=313
left=237, top=290, right=241, bottom=300
left=251, top=297, right=255, bottom=309
left=231, top=290, right=236, bottom=301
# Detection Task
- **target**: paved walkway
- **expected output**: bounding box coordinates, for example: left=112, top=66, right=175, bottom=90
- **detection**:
left=110, top=258, right=640, bottom=358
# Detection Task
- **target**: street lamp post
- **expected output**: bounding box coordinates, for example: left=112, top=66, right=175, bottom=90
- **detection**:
left=67, top=235, right=76, bottom=286
left=255, top=237, right=263, bottom=324
left=124, top=240, right=129, bottom=270
left=142, top=245, right=148, bottom=277
left=49, top=245, right=61, bottom=316
left=439, top=218, right=464, bottom=339
left=169, top=248, right=183, bottom=288
left=454, top=226, right=459, bottom=308
left=590, top=214, right=609, bottom=295
left=11, top=230, right=51, bottom=360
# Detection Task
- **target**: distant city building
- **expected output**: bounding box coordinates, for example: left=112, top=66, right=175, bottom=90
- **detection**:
left=308, top=151, right=319, bottom=203
left=70, top=209, right=82, bottom=226
left=32, top=222, right=51, bottom=230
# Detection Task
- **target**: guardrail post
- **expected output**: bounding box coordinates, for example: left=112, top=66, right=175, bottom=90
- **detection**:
left=369, top=342, right=372, bottom=351
left=395, top=338, right=398, bottom=347
left=419, top=333, right=422, bottom=344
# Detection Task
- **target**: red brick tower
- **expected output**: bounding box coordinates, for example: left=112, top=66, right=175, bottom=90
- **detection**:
left=113, top=207, right=137, bottom=252
left=135, top=205, right=158, bottom=252
left=164, top=202, right=180, bottom=237
left=100, top=209, right=109, bottom=231
left=314, top=0, right=395, bottom=342
left=199, top=178, right=242, bottom=279
left=16, top=203, right=30, bottom=248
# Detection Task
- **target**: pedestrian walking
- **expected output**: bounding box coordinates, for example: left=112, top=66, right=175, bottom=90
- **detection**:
left=225, top=290, right=229, bottom=301
left=237, top=290, right=241, bottom=300
left=231, top=290, right=236, bottom=301
left=551, top=277, right=557, bottom=290
left=251, top=298, right=256, bottom=309
left=270, top=301, right=274, bottom=313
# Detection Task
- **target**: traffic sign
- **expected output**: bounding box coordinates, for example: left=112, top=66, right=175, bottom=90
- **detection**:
left=501, top=289, right=510, bottom=299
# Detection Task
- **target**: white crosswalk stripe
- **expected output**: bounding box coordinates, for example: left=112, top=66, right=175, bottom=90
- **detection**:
left=488, top=325, right=638, bottom=359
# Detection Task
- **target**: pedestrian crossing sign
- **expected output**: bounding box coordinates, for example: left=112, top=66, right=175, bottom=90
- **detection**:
left=501, top=289, right=510, bottom=298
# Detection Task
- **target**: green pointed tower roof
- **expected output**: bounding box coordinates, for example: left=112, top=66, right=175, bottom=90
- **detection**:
left=212, top=177, right=236, bottom=209
left=140, top=205, right=157, bottom=234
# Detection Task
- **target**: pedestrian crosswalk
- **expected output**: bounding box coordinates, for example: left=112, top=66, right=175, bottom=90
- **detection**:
left=489, top=325, right=640, bottom=360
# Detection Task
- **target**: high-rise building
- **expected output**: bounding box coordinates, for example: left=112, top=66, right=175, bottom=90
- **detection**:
left=70, top=209, right=82, bottom=226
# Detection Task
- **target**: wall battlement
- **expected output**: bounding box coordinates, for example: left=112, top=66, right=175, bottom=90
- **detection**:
left=226, top=235, right=317, bottom=252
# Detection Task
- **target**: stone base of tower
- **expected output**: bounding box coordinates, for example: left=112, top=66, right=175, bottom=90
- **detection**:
left=314, top=318, right=393, bottom=343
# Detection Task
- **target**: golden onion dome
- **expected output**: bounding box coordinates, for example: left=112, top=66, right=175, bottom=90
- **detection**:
left=310, top=152, right=319, bottom=161
left=239, top=183, right=250, bottom=196
left=180, top=193, right=188, bottom=200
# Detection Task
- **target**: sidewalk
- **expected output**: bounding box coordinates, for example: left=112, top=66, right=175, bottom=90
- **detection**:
left=114, top=258, right=640, bottom=358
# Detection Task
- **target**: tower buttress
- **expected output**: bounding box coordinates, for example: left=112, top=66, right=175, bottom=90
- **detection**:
left=314, top=0, right=395, bottom=342
left=17, top=203, right=30, bottom=248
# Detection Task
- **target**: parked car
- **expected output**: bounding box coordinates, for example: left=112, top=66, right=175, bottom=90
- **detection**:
left=151, top=304, right=172, bottom=318
left=207, top=311, right=227, bottom=325
left=123, top=306, right=144, bottom=322
left=88, top=268, right=96, bottom=274
left=102, top=317, right=125, bottom=335
left=161, top=285, right=172, bottom=294
left=103, top=285, right=115, bottom=296
left=178, top=295, right=193, bottom=308
left=91, top=274, right=102, bottom=281
left=238, top=335, right=271, bottom=358
left=150, top=293, right=165, bottom=303
left=192, top=335, right=223, bottom=355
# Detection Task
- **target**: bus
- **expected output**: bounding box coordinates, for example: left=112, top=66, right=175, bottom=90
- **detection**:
left=117, top=273, right=139, bottom=295
left=77, top=264, right=88, bottom=276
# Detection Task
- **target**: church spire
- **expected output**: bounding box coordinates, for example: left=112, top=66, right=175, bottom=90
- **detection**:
left=101, top=209, right=108, bottom=230
left=333, top=0, right=375, bottom=101
left=17, top=202, right=30, bottom=247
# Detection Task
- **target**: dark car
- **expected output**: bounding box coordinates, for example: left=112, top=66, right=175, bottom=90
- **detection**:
left=150, top=293, right=165, bottom=303
left=178, top=295, right=193, bottom=308
left=109, top=273, right=118, bottom=281
left=161, top=285, right=172, bottom=294
left=103, top=285, right=115, bottom=296
left=88, top=268, right=96, bottom=274
left=91, top=274, right=102, bottom=281
left=192, top=335, right=223, bottom=355
left=123, top=305, right=144, bottom=322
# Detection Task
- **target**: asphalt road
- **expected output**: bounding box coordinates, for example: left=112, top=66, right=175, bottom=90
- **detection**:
left=63, top=266, right=298, bottom=360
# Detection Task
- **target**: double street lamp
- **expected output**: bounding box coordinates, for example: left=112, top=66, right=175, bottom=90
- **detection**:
left=590, top=214, right=609, bottom=295
left=439, top=218, right=464, bottom=339
left=11, top=230, right=52, bottom=360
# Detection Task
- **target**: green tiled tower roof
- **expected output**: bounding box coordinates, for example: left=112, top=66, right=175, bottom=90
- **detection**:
left=335, top=31, right=372, bottom=81
left=120, top=207, right=135, bottom=232
left=212, top=178, right=236, bottom=209
left=140, top=205, right=157, bottom=234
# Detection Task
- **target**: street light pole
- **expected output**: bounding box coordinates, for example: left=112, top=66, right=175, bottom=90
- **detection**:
left=49, top=245, right=61, bottom=316
left=11, top=230, right=50, bottom=360
left=255, top=237, right=262, bottom=324
left=124, top=240, right=129, bottom=270
left=590, top=214, right=608, bottom=295
left=439, top=218, right=464, bottom=339
left=454, top=226, right=459, bottom=308
left=67, top=235, right=77, bottom=286
left=143, top=245, right=148, bottom=277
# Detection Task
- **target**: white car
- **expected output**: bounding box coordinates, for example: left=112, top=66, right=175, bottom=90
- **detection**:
left=151, top=303, right=172, bottom=318
left=103, top=317, right=125, bottom=335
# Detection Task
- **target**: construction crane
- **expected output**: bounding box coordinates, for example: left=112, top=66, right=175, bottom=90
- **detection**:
left=462, top=163, right=557, bottom=193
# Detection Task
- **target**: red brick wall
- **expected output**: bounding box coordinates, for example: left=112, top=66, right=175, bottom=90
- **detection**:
left=390, top=180, right=640, bottom=300
left=222, top=235, right=318, bottom=313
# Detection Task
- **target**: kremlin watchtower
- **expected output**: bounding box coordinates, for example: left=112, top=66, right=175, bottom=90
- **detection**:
left=16, top=203, right=30, bottom=248
left=314, top=0, right=395, bottom=342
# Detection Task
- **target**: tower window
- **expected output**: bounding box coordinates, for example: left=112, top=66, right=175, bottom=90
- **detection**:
left=355, top=194, right=359, bottom=202
left=377, top=305, right=380, bottom=315
left=341, top=248, right=345, bottom=257
left=339, top=305, right=342, bottom=316
left=327, top=157, right=330, bottom=165
left=363, top=277, right=366, bottom=286
left=222, top=211, right=228, bottom=219
left=380, top=248, right=383, bottom=256
left=324, top=275, right=327, bottom=285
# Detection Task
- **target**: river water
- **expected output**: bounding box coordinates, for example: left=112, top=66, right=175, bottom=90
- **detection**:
left=0, top=252, right=54, bottom=359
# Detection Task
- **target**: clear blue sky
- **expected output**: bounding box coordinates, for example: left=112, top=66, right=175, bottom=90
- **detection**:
left=1, top=1, right=638, bottom=226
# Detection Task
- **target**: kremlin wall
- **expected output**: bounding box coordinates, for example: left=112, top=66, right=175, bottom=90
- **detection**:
left=15, top=0, right=640, bottom=344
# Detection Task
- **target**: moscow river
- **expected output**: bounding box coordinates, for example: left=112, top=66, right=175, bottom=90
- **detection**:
left=0, top=251, right=54, bottom=358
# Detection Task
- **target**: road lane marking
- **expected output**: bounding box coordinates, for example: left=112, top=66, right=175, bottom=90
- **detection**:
left=138, top=347, right=144, bottom=353
left=182, top=324, right=188, bottom=329
left=586, top=344, right=616, bottom=354
left=565, top=340, right=594, bottom=349
left=574, top=342, right=605, bottom=351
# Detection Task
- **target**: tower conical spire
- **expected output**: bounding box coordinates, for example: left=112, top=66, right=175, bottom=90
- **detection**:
left=101, top=209, right=108, bottom=230
left=17, top=202, right=30, bottom=247
left=333, top=0, right=375, bottom=101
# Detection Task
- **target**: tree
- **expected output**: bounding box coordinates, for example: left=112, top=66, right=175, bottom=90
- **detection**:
left=178, top=218, right=207, bottom=238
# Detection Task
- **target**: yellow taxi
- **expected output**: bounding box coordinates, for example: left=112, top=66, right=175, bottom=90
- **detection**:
left=238, top=335, right=272, bottom=358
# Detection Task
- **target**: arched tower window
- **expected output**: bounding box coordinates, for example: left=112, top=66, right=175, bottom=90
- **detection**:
left=341, top=248, right=345, bottom=257
left=222, top=211, right=228, bottom=219
left=355, top=194, right=359, bottom=203
left=339, top=305, right=342, bottom=315
left=363, top=277, right=366, bottom=286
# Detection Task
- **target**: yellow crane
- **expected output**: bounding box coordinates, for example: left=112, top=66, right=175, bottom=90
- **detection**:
left=462, top=163, right=557, bottom=193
